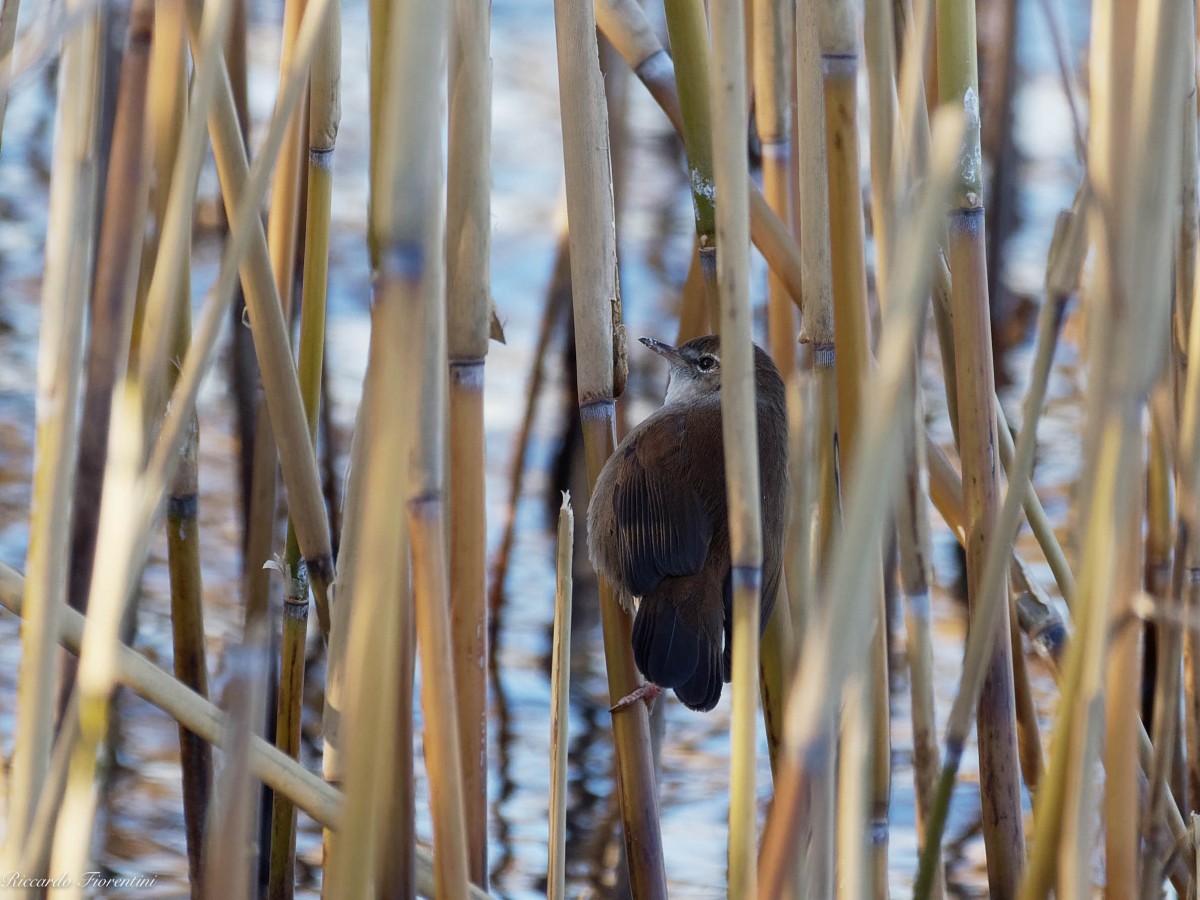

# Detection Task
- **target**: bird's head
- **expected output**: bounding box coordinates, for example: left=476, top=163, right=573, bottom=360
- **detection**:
left=640, top=334, right=784, bottom=408
left=640, top=335, right=723, bottom=406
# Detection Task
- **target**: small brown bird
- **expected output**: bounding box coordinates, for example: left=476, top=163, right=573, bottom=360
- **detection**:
left=588, top=335, right=788, bottom=712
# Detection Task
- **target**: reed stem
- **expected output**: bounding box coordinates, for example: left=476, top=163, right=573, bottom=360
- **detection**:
left=552, top=0, right=666, bottom=892
left=181, top=0, right=335, bottom=640
left=6, top=0, right=101, bottom=877
left=708, top=0, right=761, bottom=890
left=548, top=494, right=574, bottom=900
left=935, top=0, right=1026, bottom=887
left=447, top=0, right=494, bottom=877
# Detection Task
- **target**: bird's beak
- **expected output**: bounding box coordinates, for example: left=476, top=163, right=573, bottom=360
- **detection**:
left=639, top=336, right=686, bottom=367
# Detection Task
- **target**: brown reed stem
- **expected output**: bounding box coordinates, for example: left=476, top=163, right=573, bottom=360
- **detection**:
left=793, top=1, right=837, bottom=889
left=447, top=0, right=493, bottom=878
left=935, top=0, right=1026, bottom=888
left=750, top=0, right=796, bottom=781
left=548, top=494, right=574, bottom=900
left=6, top=0, right=102, bottom=875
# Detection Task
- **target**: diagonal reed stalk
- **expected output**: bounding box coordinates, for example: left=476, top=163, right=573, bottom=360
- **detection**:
left=1182, top=0, right=1200, bottom=811
left=0, top=557, right=493, bottom=897
left=757, top=110, right=964, bottom=899
left=447, top=0, right=493, bottom=879
left=935, top=0, right=1026, bottom=888
left=708, top=0, right=761, bottom=892
left=180, top=0, right=335, bottom=641
left=548, top=494, right=574, bottom=900
left=4, top=0, right=102, bottom=877
left=551, top=0, right=666, bottom=893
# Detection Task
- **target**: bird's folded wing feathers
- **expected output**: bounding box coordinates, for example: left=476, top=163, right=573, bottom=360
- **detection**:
left=613, top=427, right=713, bottom=597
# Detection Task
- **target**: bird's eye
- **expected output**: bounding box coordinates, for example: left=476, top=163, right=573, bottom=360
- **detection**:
left=698, top=355, right=717, bottom=371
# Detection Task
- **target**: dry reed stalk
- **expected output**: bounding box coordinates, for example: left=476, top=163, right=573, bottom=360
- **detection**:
left=447, top=0, right=493, bottom=878
left=1094, top=0, right=1176, bottom=892
left=321, top=309, right=411, bottom=899
left=252, top=25, right=313, bottom=854
left=867, top=0, right=943, bottom=892
left=552, top=0, right=666, bottom=892
left=374, top=566, right=416, bottom=898
left=835, top=676, right=873, bottom=900
left=44, top=0, right=331, bottom=883
left=1024, top=0, right=1191, bottom=894
left=663, top=0, right=718, bottom=323
left=548, top=494, right=574, bottom=900
left=817, top=0, right=892, bottom=889
left=181, top=0, right=335, bottom=640
left=935, top=0, right=1026, bottom=887
left=757, top=112, right=964, bottom=898
left=54, top=0, right=236, bottom=883
left=4, top=0, right=101, bottom=874
left=61, top=0, right=153, bottom=720
left=320, top=0, right=389, bottom=883
left=20, top=689, right=79, bottom=876
left=792, top=1, right=837, bottom=891
left=708, top=0, right=762, bottom=890
left=913, top=205, right=1083, bottom=899
left=591, top=0, right=805, bottom=311
left=268, top=0, right=308, bottom=324
left=905, top=0, right=1077, bottom=616
left=364, top=1, right=470, bottom=895
left=268, top=0, right=340, bottom=893
left=0, top=563, right=488, bottom=899
left=203, top=641, right=269, bottom=900
left=749, top=0, right=796, bottom=780
left=143, top=5, right=212, bottom=891
left=403, top=125, right=472, bottom=900
left=1179, top=0, right=1200, bottom=813
left=752, top=0, right=796, bottom=376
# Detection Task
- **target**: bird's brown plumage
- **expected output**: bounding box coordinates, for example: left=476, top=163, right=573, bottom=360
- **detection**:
left=588, top=335, right=788, bottom=711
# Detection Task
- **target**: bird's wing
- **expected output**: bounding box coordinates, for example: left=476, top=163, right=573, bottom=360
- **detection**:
left=613, top=413, right=714, bottom=597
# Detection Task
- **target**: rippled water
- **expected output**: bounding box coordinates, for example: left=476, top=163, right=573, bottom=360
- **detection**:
left=0, top=0, right=1089, bottom=896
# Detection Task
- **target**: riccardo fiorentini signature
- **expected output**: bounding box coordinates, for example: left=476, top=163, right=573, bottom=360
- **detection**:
left=0, top=872, right=158, bottom=890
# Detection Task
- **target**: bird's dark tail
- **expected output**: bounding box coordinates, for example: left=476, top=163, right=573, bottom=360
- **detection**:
left=632, top=594, right=723, bottom=712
